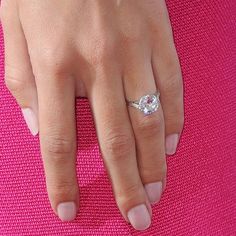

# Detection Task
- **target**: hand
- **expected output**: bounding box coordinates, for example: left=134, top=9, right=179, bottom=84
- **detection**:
left=1, top=0, right=184, bottom=231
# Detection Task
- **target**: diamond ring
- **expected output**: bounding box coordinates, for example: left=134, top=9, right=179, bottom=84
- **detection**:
left=126, top=91, right=160, bottom=115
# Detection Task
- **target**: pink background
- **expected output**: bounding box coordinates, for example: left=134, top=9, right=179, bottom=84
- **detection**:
left=0, top=0, right=235, bottom=235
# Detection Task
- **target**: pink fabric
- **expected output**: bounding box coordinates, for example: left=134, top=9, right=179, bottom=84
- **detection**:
left=0, top=0, right=235, bottom=235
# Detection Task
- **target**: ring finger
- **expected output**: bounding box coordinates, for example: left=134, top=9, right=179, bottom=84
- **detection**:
left=85, top=64, right=152, bottom=230
left=123, top=44, right=167, bottom=205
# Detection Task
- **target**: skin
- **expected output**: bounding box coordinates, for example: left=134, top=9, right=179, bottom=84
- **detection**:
left=0, top=0, right=184, bottom=231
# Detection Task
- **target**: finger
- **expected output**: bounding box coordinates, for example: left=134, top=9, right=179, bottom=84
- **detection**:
left=151, top=0, right=184, bottom=155
left=86, top=65, right=152, bottom=231
left=1, top=1, right=38, bottom=135
left=123, top=43, right=167, bottom=205
left=36, top=72, right=79, bottom=222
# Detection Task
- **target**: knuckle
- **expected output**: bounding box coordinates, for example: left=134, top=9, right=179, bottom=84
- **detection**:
left=116, top=183, right=142, bottom=202
left=121, top=32, right=142, bottom=46
left=162, top=72, right=184, bottom=132
left=42, top=135, right=75, bottom=158
left=120, top=22, right=143, bottom=46
left=4, top=65, right=34, bottom=105
left=49, top=181, right=77, bottom=199
left=141, top=161, right=167, bottom=181
left=5, top=74, right=25, bottom=94
left=88, top=36, right=116, bottom=67
left=165, top=105, right=185, bottom=131
left=136, top=115, right=163, bottom=136
left=36, top=56, right=64, bottom=76
left=103, top=132, right=134, bottom=161
left=163, top=72, right=183, bottom=97
left=32, top=45, right=71, bottom=77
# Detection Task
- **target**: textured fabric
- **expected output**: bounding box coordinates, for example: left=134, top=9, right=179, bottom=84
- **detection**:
left=0, top=0, right=236, bottom=235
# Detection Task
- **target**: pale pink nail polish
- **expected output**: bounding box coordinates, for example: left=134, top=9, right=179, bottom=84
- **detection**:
left=145, top=181, right=162, bottom=204
left=57, top=202, right=77, bottom=222
left=165, top=133, right=179, bottom=155
left=127, top=204, right=151, bottom=231
left=21, top=108, right=38, bottom=136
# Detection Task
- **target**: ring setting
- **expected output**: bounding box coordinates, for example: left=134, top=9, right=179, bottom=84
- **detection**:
left=127, top=91, right=160, bottom=115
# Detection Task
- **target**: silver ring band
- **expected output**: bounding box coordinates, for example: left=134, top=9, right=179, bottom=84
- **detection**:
left=126, top=91, right=160, bottom=115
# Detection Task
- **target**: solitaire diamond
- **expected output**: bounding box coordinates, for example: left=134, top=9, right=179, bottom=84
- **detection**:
left=138, top=94, right=159, bottom=115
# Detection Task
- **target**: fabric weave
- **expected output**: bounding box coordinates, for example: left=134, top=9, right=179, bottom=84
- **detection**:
left=0, top=0, right=235, bottom=235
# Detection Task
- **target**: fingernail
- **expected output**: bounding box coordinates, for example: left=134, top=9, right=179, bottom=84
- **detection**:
left=127, top=204, right=151, bottom=231
left=21, top=108, right=38, bottom=136
left=165, top=133, right=179, bottom=155
left=144, top=181, right=162, bottom=204
left=57, top=202, right=77, bottom=222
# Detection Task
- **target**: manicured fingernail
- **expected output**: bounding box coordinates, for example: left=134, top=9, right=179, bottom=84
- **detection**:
left=21, top=108, right=38, bottom=136
left=57, top=202, right=77, bottom=222
left=165, top=133, right=179, bottom=155
left=127, top=204, right=151, bottom=231
left=144, top=181, right=162, bottom=204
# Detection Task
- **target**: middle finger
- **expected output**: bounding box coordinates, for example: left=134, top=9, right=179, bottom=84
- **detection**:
left=86, top=64, right=152, bottom=231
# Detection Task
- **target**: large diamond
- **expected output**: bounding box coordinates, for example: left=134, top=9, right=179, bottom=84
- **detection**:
left=138, top=94, right=159, bottom=115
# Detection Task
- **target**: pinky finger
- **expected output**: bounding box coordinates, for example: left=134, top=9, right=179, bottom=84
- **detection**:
left=1, top=1, right=38, bottom=135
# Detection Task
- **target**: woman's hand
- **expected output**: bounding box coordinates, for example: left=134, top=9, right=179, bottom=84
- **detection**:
left=0, top=0, right=184, bottom=231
